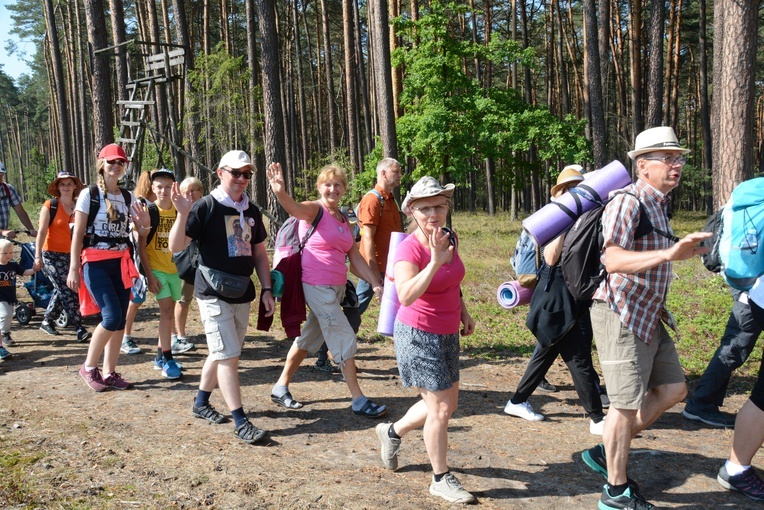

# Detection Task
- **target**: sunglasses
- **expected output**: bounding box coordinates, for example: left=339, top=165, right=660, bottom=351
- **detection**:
left=223, top=168, right=253, bottom=180
left=106, top=159, right=126, bottom=166
left=642, top=155, right=686, bottom=166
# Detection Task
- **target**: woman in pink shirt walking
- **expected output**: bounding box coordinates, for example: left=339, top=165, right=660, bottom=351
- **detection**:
left=375, top=176, right=477, bottom=505
left=266, top=162, right=387, bottom=418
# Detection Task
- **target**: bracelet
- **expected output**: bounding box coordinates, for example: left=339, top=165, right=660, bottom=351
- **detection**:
left=262, top=288, right=272, bottom=293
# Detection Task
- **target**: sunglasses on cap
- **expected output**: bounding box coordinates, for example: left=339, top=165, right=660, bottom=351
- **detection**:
left=222, top=168, right=253, bottom=180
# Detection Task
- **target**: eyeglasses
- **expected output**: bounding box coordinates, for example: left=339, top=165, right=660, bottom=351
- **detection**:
left=412, top=203, right=449, bottom=215
left=642, top=155, right=686, bottom=166
left=223, top=168, right=253, bottom=180
left=106, top=159, right=126, bottom=166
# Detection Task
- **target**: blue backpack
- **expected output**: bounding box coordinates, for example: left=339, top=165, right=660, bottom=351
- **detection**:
left=719, top=177, right=764, bottom=290
left=511, top=229, right=541, bottom=289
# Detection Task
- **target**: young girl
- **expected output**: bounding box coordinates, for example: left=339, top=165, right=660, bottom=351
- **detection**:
left=67, top=144, right=150, bottom=391
left=0, top=239, right=37, bottom=359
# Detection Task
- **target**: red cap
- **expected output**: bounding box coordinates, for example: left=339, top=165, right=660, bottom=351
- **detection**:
left=98, top=144, right=127, bottom=161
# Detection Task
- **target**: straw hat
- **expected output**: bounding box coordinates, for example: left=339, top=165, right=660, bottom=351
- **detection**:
left=47, top=171, right=84, bottom=197
left=627, top=126, right=690, bottom=160
left=550, top=165, right=585, bottom=197
left=401, top=176, right=455, bottom=216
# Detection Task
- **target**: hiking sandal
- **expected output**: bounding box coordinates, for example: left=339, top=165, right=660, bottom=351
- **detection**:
left=353, top=399, right=387, bottom=418
left=271, top=392, right=303, bottom=409
left=234, top=420, right=267, bottom=444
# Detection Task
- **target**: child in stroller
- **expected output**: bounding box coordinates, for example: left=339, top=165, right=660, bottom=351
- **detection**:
left=8, top=236, right=68, bottom=327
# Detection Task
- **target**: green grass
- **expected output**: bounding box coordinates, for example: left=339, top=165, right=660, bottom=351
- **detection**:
left=359, top=209, right=761, bottom=380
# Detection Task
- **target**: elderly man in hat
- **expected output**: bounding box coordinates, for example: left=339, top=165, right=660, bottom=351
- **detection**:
left=579, top=127, right=711, bottom=509
left=0, top=162, right=37, bottom=238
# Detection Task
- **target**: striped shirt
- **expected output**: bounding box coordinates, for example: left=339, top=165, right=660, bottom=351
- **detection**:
left=593, top=179, right=676, bottom=344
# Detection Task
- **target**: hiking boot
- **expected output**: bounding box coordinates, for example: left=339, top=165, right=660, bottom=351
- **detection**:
left=40, top=321, right=59, bottom=336
left=76, top=328, right=92, bottom=343
left=599, top=484, right=653, bottom=509
left=2, top=332, right=14, bottom=346
left=375, top=423, right=402, bottom=470
left=193, top=402, right=228, bottom=424
left=162, top=359, right=182, bottom=380
left=582, top=444, right=640, bottom=491
left=718, top=464, right=764, bottom=502
left=504, top=400, right=544, bottom=421
left=103, top=371, right=132, bottom=390
left=682, top=402, right=735, bottom=428
left=171, top=336, right=195, bottom=354
left=234, top=420, right=266, bottom=444
left=0, top=346, right=11, bottom=360
left=429, top=472, right=477, bottom=504
left=313, top=359, right=340, bottom=373
left=590, top=417, right=606, bottom=436
left=120, top=336, right=141, bottom=355
left=538, top=378, right=558, bottom=393
left=79, top=364, right=107, bottom=392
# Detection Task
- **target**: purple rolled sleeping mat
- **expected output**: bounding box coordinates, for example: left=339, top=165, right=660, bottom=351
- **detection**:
left=496, top=280, right=533, bottom=309
left=377, top=232, right=408, bottom=337
left=522, top=160, right=632, bottom=246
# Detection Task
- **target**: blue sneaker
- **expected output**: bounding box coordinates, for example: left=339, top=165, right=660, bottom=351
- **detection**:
left=162, top=359, right=182, bottom=379
left=0, top=346, right=11, bottom=360
left=154, top=358, right=182, bottom=370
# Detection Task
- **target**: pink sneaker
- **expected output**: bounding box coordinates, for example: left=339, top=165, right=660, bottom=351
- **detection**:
left=79, top=364, right=107, bottom=392
left=103, top=371, right=132, bottom=390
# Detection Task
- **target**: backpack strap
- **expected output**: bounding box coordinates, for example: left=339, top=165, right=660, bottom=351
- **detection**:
left=145, top=203, right=161, bottom=245
left=622, top=192, right=680, bottom=243
left=48, top=198, right=59, bottom=227
left=0, top=182, right=11, bottom=201
left=551, top=184, right=604, bottom=221
left=368, top=189, right=384, bottom=217
left=298, top=202, right=324, bottom=252
left=86, top=184, right=100, bottom=232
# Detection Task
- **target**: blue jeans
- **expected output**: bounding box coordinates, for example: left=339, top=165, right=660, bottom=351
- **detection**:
left=688, top=288, right=762, bottom=412
left=83, top=258, right=131, bottom=331
left=356, top=272, right=382, bottom=315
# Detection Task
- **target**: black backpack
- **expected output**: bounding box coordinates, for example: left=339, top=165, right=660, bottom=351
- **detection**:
left=83, top=184, right=132, bottom=247
left=700, top=207, right=724, bottom=273
left=560, top=192, right=679, bottom=301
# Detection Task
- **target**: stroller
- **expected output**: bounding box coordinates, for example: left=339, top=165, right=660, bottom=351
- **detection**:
left=9, top=238, right=69, bottom=327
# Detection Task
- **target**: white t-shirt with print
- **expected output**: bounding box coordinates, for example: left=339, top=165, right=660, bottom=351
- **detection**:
left=75, top=186, right=135, bottom=251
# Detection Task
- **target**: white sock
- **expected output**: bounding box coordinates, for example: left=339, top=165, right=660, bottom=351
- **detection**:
left=725, top=460, right=750, bottom=477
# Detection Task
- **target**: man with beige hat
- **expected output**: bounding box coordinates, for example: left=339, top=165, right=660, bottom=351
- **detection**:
left=580, top=127, right=711, bottom=509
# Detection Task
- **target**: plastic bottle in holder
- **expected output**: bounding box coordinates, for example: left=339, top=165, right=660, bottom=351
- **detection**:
left=744, top=228, right=759, bottom=253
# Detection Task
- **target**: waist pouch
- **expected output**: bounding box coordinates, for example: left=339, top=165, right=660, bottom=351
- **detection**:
left=199, top=264, right=251, bottom=299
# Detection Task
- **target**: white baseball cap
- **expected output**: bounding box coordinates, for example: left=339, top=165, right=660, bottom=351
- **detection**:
left=217, top=150, right=255, bottom=171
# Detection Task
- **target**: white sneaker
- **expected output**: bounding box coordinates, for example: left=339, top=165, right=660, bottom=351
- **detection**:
left=504, top=400, right=544, bottom=421
left=171, top=336, right=195, bottom=354
left=120, top=335, right=142, bottom=355
left=429, top=472, right=476, bottom=504
left=590, top=417, right=605, bottom=435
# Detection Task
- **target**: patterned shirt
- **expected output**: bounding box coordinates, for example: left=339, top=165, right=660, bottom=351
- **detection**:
left=0, top=182, right=23, bottom=230
left=593, top=179, right=676, bottom=344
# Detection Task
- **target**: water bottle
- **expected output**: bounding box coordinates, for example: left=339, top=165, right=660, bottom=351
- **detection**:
left=744, top=228, right=758, bottom=253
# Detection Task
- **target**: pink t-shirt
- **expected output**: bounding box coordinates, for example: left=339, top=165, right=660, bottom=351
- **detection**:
left=299, top=204, right=354, bottom=286
left=394, top=233, right=465, bottom=334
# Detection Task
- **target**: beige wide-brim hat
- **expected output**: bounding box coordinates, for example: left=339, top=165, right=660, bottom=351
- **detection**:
left=401, top=176, right=455, bottom=216
left=550, top=165, right=585, bottom=197
left=47, top=171, right=84, bottom=197
left=627, top=126, right=691, bottom=160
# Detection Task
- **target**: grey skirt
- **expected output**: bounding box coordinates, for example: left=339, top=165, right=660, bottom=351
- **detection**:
left=393, top=319, right=460, bottom=392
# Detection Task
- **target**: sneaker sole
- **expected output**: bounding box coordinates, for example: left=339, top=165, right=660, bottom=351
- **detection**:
left=121, top=349, right=142, bottom=355
left=375, top=424, right=400, bottom=470
left=163, top=372, right=182, bottom=380
left=682, top=409, right=735, bottom=428
left=718, top=474, right=764, bottom=501
left=582, top=449, right=608, bottom=480
left=40, top=328, right=59, bottom=336
left=503, top=408, right=544, bottom=421
left=428, top=485, right=476, bottom=504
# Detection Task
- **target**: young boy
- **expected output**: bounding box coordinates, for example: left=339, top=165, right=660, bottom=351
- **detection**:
left=137, top=169, right=183, bottom=379
left=0, top=239, right=37, bottom=359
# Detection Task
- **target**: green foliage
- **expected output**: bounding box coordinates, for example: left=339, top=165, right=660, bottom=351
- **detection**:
left=392, top=0, right=590, bottom=191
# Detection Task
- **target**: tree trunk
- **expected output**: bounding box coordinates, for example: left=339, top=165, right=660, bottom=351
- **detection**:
left=582, top=0, right=606, bottom=168
left=714, top=0, right=759, bottom=207
left=645, top=0, right=664, bottom=128
left=320, top=0, right=338, bottom=156
left=629, top=0, right=643, bottom=154
left=698, top=0, right=712, bottom=212
left=370, top=0, right=398, bottom=159
left=83, top=0, right=115, bottom=151
left=255, top=0, right=287, bottom=222
left=173, top=0, right=201, bottom=178
left=293, top=0, right=310, bottom=174
left=43, top=0, right=73, bottom=174
left=109, top=0, right=129, bottom=106
left=343, top=0, right=361, bottom=176
left=353, top=0, right=372, bottom=156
